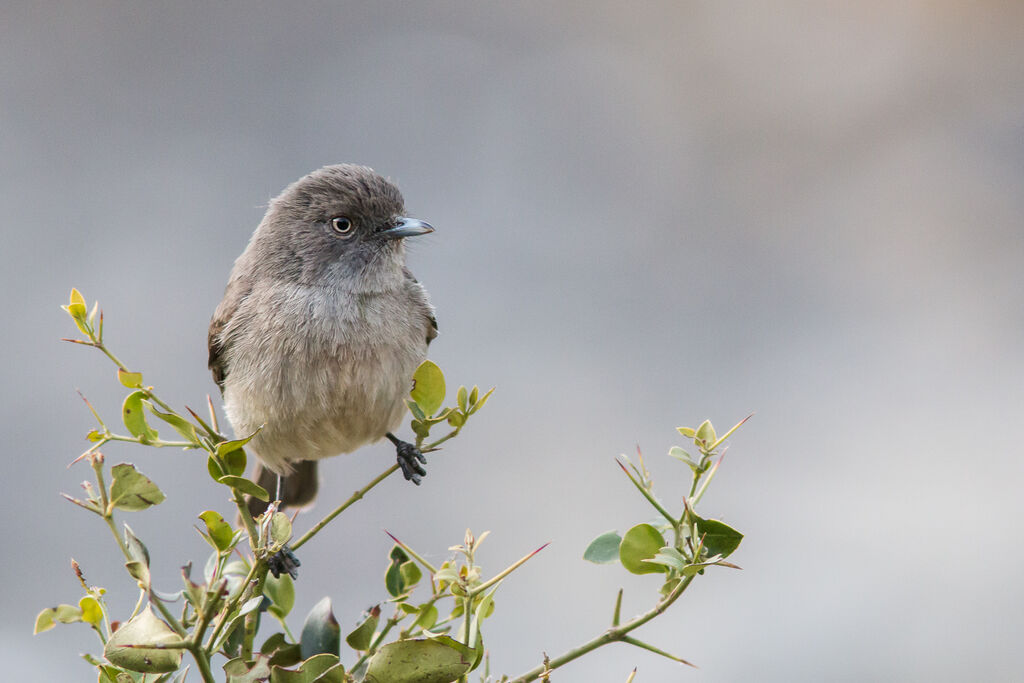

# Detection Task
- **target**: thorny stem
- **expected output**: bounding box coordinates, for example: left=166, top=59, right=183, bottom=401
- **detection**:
left=103, top=432, right=195, bottom=448
left=616, top=460, right=677, bottom=527
left=91, top=456, right=188, bottom=642
left=186, top=645, right=216, bottom=683
left=230, top=487, right=261, bottom=551
left=241, top=563, right=270, bottom=659
left=291, top=464, right=399, bottom=551
left=506, top=574, right=697, bottom=683
left=89, top=338, right=179, bottom=416
left=422, top=427, right=460, bottom=451
left=203, top=562, right=261, bottom=652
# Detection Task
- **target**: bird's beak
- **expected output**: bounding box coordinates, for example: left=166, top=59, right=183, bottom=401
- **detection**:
left=380, top=217, right=435, bottom=240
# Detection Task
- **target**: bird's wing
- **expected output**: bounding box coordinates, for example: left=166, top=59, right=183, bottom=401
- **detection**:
left=403, top=267, right=438, bottom=346
left=208, top=275, right=253, bottom=389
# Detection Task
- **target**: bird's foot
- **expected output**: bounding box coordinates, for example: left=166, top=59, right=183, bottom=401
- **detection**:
left=267, top=545, right=301, bottom=580
left=387, top=432, right=427, bottom=485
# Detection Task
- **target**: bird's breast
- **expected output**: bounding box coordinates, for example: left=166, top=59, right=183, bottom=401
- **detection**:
left=221, top=282, right=429, bottom=472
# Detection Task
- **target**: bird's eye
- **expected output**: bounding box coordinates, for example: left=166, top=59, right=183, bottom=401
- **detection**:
left=330, top=216, right=354, bottom=236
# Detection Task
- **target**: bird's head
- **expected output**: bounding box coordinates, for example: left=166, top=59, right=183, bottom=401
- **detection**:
left=252, top=164, right=433, bottom=285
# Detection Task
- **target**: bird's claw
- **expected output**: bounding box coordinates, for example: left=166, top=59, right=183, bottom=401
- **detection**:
left=395, top=440, right=427, bottom=485
left=267, top=545, right=301, bottom=580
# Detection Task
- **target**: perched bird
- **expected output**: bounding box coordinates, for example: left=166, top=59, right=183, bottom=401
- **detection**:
left=208, top=164, right=437, bottom=517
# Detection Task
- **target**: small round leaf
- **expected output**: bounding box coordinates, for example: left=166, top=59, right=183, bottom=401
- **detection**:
left=583, top=531, right=622, bottom=564
left=364, top=637, right=474, bottom=683
left=619, top=524, right=667, bottom=575
left=410, top=360, right=445, bottom=416
left=103, top=605, right=184, bottom=673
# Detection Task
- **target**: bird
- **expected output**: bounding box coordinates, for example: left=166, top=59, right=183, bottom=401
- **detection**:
left=208, top=164, right=437, bottom=519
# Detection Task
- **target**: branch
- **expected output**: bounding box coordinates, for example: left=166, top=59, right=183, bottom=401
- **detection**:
left=290, top=463, right=399, bottom=551
left=506, top=574, right=696, bottom=683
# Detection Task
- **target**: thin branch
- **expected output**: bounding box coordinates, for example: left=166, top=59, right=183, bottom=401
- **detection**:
left=290, top=464, right=399, bottom=551
left=506, top=574, right=697, bottom=683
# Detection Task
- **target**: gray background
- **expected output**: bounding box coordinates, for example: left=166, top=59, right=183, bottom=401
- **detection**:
left=3, top=2, right=1023, bottom=681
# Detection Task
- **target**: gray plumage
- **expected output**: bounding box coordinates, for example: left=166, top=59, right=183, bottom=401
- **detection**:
left=208, top=164, right=436, bottom=507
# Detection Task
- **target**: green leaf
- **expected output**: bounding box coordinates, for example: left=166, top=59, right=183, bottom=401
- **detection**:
left=695, top=420, right=716, bottom=447
left=676, top=426, right=696, bottom=438
left=53, top=603, right=82, bottom=624
left=239, top=595, right=264, bottom=617
left=222, top=447, right=247, bottom=477
left=468, top=583, right=500, bottom=650
left=199, top=511, right=235, bottom=552
left=312, top=663, right=347, bottom=683
left=414, top=604, right=438, bottom=630
left=642, top=546, right=687, bottom=571
left=344, top=608, right=379, bottom=651
left=147, top=404, right=199, bottom=444
left=218, top=475, right=269, bottom=501
left=181, top=564, right=204, bottom=608
left=446, top=410, right=466, bottom=428
left=109, top=463, right=166, bottom=511
left=260, top=632, right=303, bottom=667
left=300, top=597, right=340, bottom=658
left=668, top=446, right=696, bottom=467
left=405, top=399, right=426, bottom=421
left=95, top=663, right=121, bottom=683
left=265, top=573, right=295, bottom=618
left=269, top=654, right=344, bottom=683
left=125, top=560, right=151, bottom=587
left=410, top=360, right=445, bottom=416
left=693, top=516, right=744, bottom=558
left=117, top=368, right=143, bottom=388
left=124, top=524, right=150, bottom=566
left=364, top=637, right=474, bottom=683
left=33, top=608, right=56, bottom=634
left=103, top=605, right=184, bottom=673
left=222, top=560, right=252, bottom=596
left=399, top=560, right=422, bottom=589
left=619, top=524, right=668, bottom=575
left=79, top=596, right=103, bottom=625
left=269, top=512, right=293, bottom=552
left=468, top=387, right=494, bottom=415
left=385, top=546, right=411, bottom=597
left=410, top=419, right=429, bottom=439
left=224, top=654, right=273, bottom=683
left=122, top=391, right=159, bottom=443
left=64, top=288, right=89, bottom=332
left=583, top=531, right=622, bottom=564
left=456, top=386, right=468, bottom=412
left=69, top=287, right=86, bottom=310
left=216, top=429, right=262, bottom=458
left=422, top=407, right=453, bottom=426
left=681, top=555, right=724, bottom=577
left=207, top=454, right=226, bottom=481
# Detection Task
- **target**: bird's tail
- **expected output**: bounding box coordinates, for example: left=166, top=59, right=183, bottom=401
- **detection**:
left=246, top=460, right=319, bottom=519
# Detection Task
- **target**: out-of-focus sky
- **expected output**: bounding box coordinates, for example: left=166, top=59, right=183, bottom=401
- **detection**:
left=3, top=2, right=1022, bottom=680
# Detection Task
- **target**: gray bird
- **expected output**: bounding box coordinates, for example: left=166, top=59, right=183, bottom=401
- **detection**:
left=208, top=164, right=437, bottom=516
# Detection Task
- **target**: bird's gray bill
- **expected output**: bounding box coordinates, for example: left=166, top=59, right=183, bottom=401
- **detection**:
left=381, top=217, right=434, bottom=239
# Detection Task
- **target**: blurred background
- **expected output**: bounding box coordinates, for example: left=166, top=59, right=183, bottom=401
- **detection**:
left=3, top=2, right=1022, bottom=680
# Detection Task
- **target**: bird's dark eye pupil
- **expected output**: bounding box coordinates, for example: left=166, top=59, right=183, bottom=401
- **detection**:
left=331, top=217, right=352, bottom=235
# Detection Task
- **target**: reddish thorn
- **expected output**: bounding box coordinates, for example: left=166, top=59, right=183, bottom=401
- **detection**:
left=67, top=452, right=91, bottom=468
